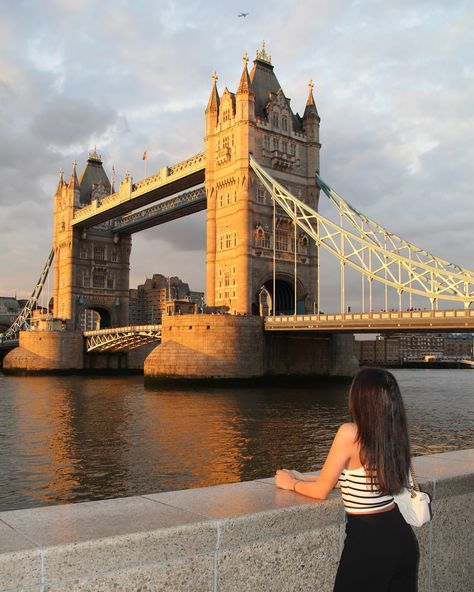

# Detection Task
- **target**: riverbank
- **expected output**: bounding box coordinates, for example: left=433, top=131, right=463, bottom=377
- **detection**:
left=0, top=448, right=472, bottom=591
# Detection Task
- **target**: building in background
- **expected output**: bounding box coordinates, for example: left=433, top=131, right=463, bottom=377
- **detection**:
left=354, top=333, right=473, bottom=366
left=0, top=297, right=20, bottom=331
left=129, top=274, right=204, bottom=325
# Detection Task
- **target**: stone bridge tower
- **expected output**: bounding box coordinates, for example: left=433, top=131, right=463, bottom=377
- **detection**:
left=53, top=149, right=131, bottom=330
left=204, top=44, right=320, bottom=315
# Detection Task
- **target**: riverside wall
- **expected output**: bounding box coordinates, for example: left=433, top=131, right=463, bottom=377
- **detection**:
left=0, top=449, right=472, bottom=592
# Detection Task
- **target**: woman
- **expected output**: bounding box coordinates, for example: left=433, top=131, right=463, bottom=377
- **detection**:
left=275, top=367, right=419, bottom=591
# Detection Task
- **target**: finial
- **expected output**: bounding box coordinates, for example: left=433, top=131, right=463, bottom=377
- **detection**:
left=88, top=146, right=101, bottom=162
left=59, top=167, right=64, bottom=179
left=72, top=160, right=77, bottom=171
left=256, top=40, right=272, bottom=64
left=309, top=79, right=314, bottom=94
left=243, top=51, right=249, bottom=67
left=212, top=70, right=218, bottom=83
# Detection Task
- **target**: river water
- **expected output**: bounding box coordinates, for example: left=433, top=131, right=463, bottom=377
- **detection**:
left=0, top=369, right=472, bottom=512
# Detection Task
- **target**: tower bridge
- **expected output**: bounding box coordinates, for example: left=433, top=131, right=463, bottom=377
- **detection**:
left=3, top=45, right=473, bottom=378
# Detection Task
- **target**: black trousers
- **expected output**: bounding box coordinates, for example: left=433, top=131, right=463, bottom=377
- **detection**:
left=333, top=505, right=419, bottom=592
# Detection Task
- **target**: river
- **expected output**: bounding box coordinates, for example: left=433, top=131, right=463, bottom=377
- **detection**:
left=0, top=369, right=472, bottom=512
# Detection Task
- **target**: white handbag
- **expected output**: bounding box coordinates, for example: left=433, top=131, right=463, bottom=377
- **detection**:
left=394, top=465, right=432, bottom=527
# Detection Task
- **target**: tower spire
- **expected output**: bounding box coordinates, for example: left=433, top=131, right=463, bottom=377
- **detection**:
left=205, top=71, right=220, bottom=113
left=237, top=52, right=253, bottom=94
left=56, top=167, right=65, bottom=192
left=69, top=160, right=79, bottom=188
left=303, top=79, right=319, bottom=119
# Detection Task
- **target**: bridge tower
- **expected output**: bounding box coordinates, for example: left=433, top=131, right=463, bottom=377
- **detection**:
left=205, top=44, right=320, bottom=315
left=53, top=149, right=132, bottom=329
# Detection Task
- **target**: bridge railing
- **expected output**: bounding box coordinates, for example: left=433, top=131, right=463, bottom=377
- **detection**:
left=83, top=324, right=162, bottom=337
left=265, top=309, right=474, bottom=332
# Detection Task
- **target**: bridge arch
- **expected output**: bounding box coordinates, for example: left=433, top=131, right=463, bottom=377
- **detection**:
left=77, top=306, right=112, bottom=330
left=256, top=275, right=306, bottom=315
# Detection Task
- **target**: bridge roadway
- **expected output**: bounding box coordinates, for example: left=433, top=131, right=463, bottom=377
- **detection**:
left=82, top=309, right=474, bottom=353
left=72, top=153, right=205, bottom=229
left=84, top=324, right=162, bottom=352
left=264, top=308, right=474, bottom=333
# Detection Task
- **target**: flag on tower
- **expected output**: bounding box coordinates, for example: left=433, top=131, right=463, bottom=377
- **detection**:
left=142, top=150, right=148, bottom=160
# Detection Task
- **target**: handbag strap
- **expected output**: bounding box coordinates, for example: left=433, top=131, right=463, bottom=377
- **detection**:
left=409, top=460, right=420, bottom=493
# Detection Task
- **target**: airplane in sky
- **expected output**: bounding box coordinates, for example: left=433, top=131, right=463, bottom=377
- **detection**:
left=238, top=12, right=249, bottom=17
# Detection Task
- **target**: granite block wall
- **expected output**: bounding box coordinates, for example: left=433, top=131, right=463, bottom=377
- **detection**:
left=0, top=449, right=472, bottom=591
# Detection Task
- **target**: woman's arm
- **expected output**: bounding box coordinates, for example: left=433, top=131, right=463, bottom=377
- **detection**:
left=275, top=423, right=356, bottom=499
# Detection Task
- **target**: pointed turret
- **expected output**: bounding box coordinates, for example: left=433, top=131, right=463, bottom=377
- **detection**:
left=56, top=168, right=65, bottom=194
left=236, top=52, right=255, bottom=123
left=206, top=71, right=220, bottom=113
left=68, top=160, right=81, bottom=207
left=302, top=80, right=320, bottom=175
left=68, top=160, right=79, bottom=189
left=205, top=71, right=220, bottom=135
left=303, top=79, right=319, bottom=120
left=237, top=52, right=253, bottom=94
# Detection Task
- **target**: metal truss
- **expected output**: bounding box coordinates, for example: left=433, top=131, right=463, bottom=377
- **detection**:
left=3, top=249, right=54, bottom=340
left=250, top=157, right=474, bottom=309
left=84, top=325, right=162, bottom=352
left=112, top=186, right=206, bottom=233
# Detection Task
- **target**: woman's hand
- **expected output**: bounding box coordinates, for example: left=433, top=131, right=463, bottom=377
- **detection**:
left=275, top=469, right=296, bottom=490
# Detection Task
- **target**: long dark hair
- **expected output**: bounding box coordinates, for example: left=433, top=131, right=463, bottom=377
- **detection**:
left=349, top=367, right=411, bottom=494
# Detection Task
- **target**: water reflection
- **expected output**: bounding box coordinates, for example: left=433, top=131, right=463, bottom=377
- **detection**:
left=0, top=370, right=472, bottom=511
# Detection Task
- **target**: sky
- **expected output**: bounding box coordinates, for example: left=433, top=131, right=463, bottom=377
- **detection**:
left=0, top=0, right=473, bottom=312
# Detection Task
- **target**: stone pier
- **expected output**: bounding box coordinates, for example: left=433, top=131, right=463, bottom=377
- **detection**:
left=145, top=314, right=358, bottom=381
left=0, top=449, right=472, bottom=591
left=3, top=330, right=84, bottom=372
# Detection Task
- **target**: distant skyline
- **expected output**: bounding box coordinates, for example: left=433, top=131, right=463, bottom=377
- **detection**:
left=1, top=0, right=473, bottom=312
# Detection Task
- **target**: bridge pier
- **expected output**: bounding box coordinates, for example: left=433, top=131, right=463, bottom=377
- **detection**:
left=144, top=314, right=358, bottom=382
left=3, top=330, right=84, bottom=373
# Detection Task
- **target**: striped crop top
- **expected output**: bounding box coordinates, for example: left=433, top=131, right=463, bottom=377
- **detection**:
left=338, top=466, right=394, bottom=514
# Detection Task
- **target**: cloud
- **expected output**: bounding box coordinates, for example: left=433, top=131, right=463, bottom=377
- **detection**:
left=31, top=96, right=120, bottom=148
left=0, top=0, right=472, bottom=311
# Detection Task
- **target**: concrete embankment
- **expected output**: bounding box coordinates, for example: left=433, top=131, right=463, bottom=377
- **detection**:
left=0, top=449, right=472, bottom=591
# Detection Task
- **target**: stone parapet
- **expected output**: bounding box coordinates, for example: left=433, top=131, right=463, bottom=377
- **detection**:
left=0, top=449, right=472, bottom=591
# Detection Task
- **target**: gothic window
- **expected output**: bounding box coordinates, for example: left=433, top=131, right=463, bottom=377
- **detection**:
left=93, top=273, right=105, bottom=288
left=257, top=187, right=266, bottom=204
left=82, top=272, right=90, bottom=288
left=276, top=230, right=288, bottom=251
left=222, top=109, right=230, bottom=122
left=255, top=225, right=270, bottom=249
left=111, top=250, right=118, bottom=262
left=225, top=233, right=232, bottom=249
left=290, top=143, right=296, bottom=156
left=263, top=136, right=270, bottom=150
left=94, top=246, right=105, bottom=261
left=219, top=236, right=223, bottom=250
left=282, top=140, right=288, bottom=153
left=282, top=115, right=288, bottom=132
left=273, top=138, right=279, bottom=151
left=233, top=232, right=237, bottom=247
left=107, top=275, right=115, bottom=289
left=272, top=112, right=279, bottom=128
left=80, top=247, right=88, bottom=259
left=223, top=136, right=230, bottom=148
